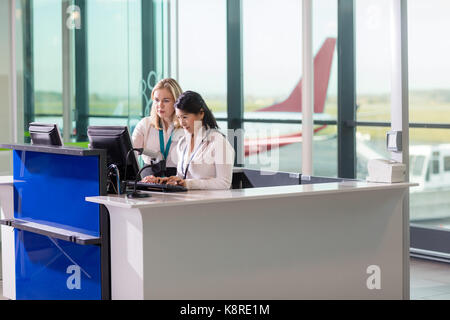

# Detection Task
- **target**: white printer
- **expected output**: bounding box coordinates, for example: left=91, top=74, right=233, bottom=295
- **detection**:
left=366, top=159, right=406, bottom=183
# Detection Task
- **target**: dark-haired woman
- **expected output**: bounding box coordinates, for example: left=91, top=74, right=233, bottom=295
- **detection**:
left=142, top=91, right=235, bottom=189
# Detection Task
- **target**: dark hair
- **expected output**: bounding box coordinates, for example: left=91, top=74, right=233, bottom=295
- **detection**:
left=174, top=91, right=219, bottom=130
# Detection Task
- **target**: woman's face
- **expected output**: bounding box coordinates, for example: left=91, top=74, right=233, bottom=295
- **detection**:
left=175, top=108, right=204, bottom=135
left=153, top=88, right=175, bottom=123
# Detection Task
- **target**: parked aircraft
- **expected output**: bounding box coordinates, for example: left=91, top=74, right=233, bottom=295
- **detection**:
left=409, top=144, right=450, bottom=221
left=241, top=37, right=336, bottom=156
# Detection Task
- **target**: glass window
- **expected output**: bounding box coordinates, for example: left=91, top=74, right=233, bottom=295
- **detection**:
left=314, top=0, right=338, bottom=120
left=33, top=0, right=63, bottom=129
left=178, top=0, right=227, bottom=118
left=19, top=0, right=144, bottom=145
left=409, top=0, right=450, bottom=125
left=432, top=159, right=440, bottom=174
left=415, top=156, right=425, bottom=176
left=408, top=0, right=450, bottom=229
left=410, top=155, right=425, bottom=177
left=355, top=0, right=392, bottom=124
left=444, top=156, right=450, bottom=171
left=242, top=0, right=337, bottom=174
left=87, top=0, right=142, bottom=135
left=356, top=127, right=390, bottom=180
left=409, top=129, right=450, bottom=225
left=243, top=0, right=301, bottom=117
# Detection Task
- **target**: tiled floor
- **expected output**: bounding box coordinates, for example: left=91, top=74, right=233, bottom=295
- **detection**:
left=0, top=282, right=4, bottom=301
left=1, top=257, right=449, bottom=300
left=410, top=257, right=450, bottom=299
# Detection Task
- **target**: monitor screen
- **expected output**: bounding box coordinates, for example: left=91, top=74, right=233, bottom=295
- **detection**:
left=29, top=123, right=63, bottom=146
left=87, top=125, right=140, bottom=181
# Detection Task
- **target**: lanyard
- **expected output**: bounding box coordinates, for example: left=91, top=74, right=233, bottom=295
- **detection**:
left=159, top=129, right=173, bottom=160
left=181, top=130, right=212, bottom=179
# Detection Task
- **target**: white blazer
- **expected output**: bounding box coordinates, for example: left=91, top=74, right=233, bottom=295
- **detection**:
left=176, top=127, right=235, bottom=190
left=132, top=117, right=183, bottom=167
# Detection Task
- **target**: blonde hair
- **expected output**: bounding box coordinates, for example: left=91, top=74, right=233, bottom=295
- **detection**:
left=150, top=78, right=183, bottom=130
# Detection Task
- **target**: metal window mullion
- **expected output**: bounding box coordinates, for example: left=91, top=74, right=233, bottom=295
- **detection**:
left=62, top=0, right=74, bottom=143
left=141, top=0, right=156, bottom=117
left=74, top=0, right=88, bottom=142
left=23, top=0, right=35, bottom=142
left=227, top=0, right=244, bottom=166
left=337, top=0, right=356, bottom=179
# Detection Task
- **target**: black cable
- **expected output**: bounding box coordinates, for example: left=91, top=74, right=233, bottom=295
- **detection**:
left=124, top=148, right=144, bottom=187
left=127, top=163, right=154, bottom=198
left=108, top=164, right=120, bottom=194
left=109, top=179, right=118, bottom=194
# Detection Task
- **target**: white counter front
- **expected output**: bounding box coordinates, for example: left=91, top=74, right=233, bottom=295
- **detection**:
left=0, top=176, right=14, bottom=299
left=86, top=181, right=415, bottom=300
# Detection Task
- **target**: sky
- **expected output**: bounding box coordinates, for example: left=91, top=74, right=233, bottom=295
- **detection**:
left=29, top=0, right=450, bottom=99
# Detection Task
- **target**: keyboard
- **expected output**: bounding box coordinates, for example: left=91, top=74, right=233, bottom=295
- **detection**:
left=127, top=181, right=187, bottom=192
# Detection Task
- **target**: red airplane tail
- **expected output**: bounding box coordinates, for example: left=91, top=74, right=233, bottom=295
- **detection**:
left=244, top=37, right=336, bottom=157
left=257, top=37, right=336, bottom=113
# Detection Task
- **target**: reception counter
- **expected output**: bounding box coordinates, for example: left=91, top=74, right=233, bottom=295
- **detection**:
left=86, top=180, right=414, bottom=300
left=0, top=143, right=415, bottom=300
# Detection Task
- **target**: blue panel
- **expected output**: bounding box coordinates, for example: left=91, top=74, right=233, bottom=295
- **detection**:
left=12, top=150, right=103, bottom=299
left=13, top=150, right=100, bottom=236
left=15, top=230, right=101, bottom=300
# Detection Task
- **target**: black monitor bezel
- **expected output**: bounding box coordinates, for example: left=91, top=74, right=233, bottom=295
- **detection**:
left=29, top=122, right=63, bottom=147
left=87, top=125, right=141, bottom=182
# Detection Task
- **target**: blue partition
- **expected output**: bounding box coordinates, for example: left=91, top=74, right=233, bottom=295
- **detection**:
left=13, top=150, right=100, bottom=235
left=2, top=145, right=109, bottom=300
left=15, top=231, right=101, bottom=300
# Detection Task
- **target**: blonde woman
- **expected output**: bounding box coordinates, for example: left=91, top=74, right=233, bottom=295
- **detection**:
left=132, top=78, right=184, bottom=177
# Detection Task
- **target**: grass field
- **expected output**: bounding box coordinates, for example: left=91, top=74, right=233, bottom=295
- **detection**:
left=34, top=90, right=450, bottom=144
left=323, top=93, right=450, bottom=143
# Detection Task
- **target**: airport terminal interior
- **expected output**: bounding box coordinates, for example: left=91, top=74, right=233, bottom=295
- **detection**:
left=1, top=0, right=450, bottom=300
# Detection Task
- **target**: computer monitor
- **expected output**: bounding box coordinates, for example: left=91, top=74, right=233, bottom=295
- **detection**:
left=29, top=123, right=63, bottom=146
left=87, top=125, right=140, bottom=182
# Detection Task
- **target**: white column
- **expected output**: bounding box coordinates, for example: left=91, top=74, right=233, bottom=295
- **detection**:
left=302, top=0, right=313, bottom=176
left=390, top=0, right=410, bottom=300
left=11, top=0, right=17, bottom=144
left=390, top=0, right=409, bottom=167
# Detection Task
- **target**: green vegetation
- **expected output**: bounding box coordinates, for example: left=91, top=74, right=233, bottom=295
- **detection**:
left=356, top=91, right=450, bottom=143
left=65, top=142, right=89, bottom=148
left=35, top=91, right=141, bottom=116
left=34, top=90, right=450, bottom=144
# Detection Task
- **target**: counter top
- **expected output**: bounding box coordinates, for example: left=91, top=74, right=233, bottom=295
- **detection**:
left=0, top=143, right=105, bottom=157
left=86, top=181, right=417, bottom=209
left=0, top=176, right=13, bottom=185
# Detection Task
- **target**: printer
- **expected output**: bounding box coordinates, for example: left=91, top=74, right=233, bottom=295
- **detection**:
left=366, top=159, right=406, bottom=183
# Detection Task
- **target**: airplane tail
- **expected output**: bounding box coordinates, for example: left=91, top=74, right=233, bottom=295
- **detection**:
left=257, top=37, right=336, bottom=113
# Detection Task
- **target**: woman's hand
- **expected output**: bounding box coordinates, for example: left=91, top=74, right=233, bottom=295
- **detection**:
left=141, top=175, right=164, bottom=184
left=166, top=176, right=186, bottom=187
left=142, top=175, right=185, bottom=186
